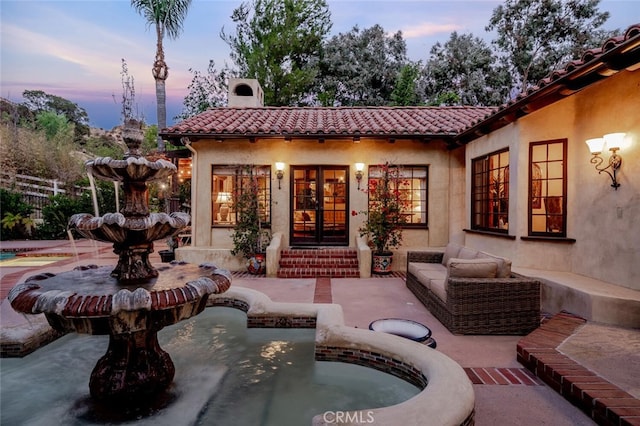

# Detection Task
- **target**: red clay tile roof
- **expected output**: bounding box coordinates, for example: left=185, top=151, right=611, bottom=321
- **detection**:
left=162, top=106, right=496, bottom=139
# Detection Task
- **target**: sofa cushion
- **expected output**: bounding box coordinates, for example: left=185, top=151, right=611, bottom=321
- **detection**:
left=416, top=268, right=447, bottom=284
left=414, top=269, right=447, bottom=290
left=414, top=270, right=432, bottom=289
left=476, top=251, right=512, bottom=278
left=458, top=247, right=479, bottom=259
left=447, top=258, right=498, bottom=278
left=442, top=243, right=463, bottom=265
left=408, top=262, right=446, bottom=276
left=430, top=279, right=447, bottom=302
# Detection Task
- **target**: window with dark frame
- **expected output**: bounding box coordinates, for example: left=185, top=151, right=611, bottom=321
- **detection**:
left=529, top=139, right=567, bottom=236
left=471, top=149, right=509, bottom=232
left=211, top=165, right=271, bottom=227
left=367, top=165, right=429, bottom=227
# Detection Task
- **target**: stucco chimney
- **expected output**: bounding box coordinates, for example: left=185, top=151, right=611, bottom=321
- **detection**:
left=228, top=78, right=264, bottom=107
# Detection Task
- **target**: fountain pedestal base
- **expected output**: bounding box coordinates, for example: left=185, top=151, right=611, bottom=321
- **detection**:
left=112, top=242, right=159, bottom=282
left=90, top=329, right=175, bottom=401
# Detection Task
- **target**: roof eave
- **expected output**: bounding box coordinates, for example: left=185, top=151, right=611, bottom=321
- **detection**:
left=162, top=132, right=458, bottom=146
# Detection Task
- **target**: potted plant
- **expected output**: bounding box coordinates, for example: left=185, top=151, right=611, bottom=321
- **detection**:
left=159, top=235, right=179, bottom=262
left=357, top=162, right=408, bottom=274
left=230, top=166, right=271, bottom=274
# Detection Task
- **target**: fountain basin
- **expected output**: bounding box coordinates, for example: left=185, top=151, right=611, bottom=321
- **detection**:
left=210, top=287, right=476, bottom=426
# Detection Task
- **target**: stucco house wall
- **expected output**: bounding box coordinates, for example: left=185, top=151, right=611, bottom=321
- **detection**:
left=464, top=68, right=639, bottom=290
left=178, top=136, right=455, bottom=271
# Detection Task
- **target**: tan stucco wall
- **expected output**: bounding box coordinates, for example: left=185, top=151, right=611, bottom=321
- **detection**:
left=464, top=68, right=640, bottom=290
left=179, top=137, right=452, bottom=271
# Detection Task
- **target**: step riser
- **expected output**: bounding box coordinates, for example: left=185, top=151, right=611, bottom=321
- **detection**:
left=278, top=249, right=360, bottom=278
left=281, top=249, right=357, bottom=256
left=277, top=269, right=360, bottom=278
left=279, top=260, right=358, bottom=268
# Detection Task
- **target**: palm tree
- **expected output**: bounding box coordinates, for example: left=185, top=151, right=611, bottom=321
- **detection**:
left=131, top=0, right=192, bottom=152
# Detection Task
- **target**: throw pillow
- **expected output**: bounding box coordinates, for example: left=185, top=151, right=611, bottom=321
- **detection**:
left=458, top=247, right=479, bottom=259
left=476, top=252, right=512, bottom=278
left=442, top=243, right=463, bottom=265
left=447, top=258, right=498, bottom=278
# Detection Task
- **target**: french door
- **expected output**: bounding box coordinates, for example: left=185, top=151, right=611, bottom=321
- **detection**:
left=290, top=166, right=349, bottom=246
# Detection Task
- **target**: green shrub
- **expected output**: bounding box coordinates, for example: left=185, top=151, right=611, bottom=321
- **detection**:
left=0, top=188, right=34, bottom=240
left=38, top=194, right=93, bottom=239
left=37, top=179, right=123, bottom=239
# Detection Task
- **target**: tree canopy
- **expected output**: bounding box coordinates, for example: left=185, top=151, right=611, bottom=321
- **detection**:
left=177, top=0, right=619, bottom=115
left=221, top=0, right=332, bottom=106
left=314, top=25, right=408, bottom=106
left=176, top=60, right=232, bottom=120
left=22, top=90, right=89, bottom=141
left=390, top=63, right=421, bottom=106
left=487, top=0, right=611, bottom=92
left=422, top=32, right=511, bottom=106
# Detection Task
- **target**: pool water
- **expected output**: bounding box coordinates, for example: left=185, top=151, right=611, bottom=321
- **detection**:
left=0, top=254, right=70, bottom=267
left=0, top=252, right=16, bottom=261
left=0, top=307, right=419, bottom=425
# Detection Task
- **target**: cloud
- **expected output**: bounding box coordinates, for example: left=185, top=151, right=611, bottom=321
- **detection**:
left=400, top=22, right=461, bottom=39
left=1, top=4, right=154, bottom=89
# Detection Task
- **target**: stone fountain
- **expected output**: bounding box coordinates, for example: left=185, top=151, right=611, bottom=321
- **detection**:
left=8, top=119, right=231, bottom=404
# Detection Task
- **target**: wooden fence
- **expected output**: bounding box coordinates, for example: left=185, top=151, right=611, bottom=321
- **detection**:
left=0, top=174, right=86, bottom=220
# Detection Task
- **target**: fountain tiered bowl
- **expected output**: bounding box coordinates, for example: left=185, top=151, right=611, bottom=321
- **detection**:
left=8, top=119, right=230, bottom=404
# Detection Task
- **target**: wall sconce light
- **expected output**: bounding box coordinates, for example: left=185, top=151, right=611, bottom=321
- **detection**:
left=355, top=163, right=365, bottom=190
left=275, top=162, right=285, bottom=189
left=585, top=132, right=626, bottom=190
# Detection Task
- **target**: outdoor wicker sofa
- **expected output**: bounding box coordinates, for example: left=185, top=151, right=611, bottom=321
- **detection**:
left=406, top=244, right=541, bottom=335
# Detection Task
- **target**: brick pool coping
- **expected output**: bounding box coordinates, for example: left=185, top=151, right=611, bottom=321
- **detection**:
left=209, top=287, right=475, bottom=426
left=517, top=312, right=640, bottom=426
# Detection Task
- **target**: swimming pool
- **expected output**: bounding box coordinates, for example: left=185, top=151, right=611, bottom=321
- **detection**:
left=0, top=252, right=16, bottom=261
left=0, top=254, right=71, bottom=267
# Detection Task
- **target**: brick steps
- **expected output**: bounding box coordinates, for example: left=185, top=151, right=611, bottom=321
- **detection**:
left=277, top=248, right=360, bottom=278
left=518, top=312, right=640, bottom=426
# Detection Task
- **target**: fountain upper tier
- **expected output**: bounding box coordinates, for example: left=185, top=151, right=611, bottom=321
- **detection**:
left=68, top=119, right=190, bottom=282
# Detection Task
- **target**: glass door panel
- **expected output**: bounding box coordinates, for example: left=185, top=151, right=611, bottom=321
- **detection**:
left=291, top=166, right=348, bottom=246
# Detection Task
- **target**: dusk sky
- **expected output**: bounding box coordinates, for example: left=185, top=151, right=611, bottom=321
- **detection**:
left=1, top=0, right=637, bottom=130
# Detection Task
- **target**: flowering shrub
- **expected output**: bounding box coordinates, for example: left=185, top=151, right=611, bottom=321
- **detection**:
left=357, top=162, right=409, bottom=254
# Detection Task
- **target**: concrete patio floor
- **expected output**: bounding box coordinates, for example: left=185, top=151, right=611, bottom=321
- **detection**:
left=1, top=239, right=638, bottom=425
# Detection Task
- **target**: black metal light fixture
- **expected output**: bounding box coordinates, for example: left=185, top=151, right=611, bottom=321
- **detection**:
left=585, top=133, right=626, bottom=190
left=275, top=162, right=285, bottom=189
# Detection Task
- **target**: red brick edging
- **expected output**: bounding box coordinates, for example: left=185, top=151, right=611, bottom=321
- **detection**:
left=517, top=312, right=640, bottom=426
